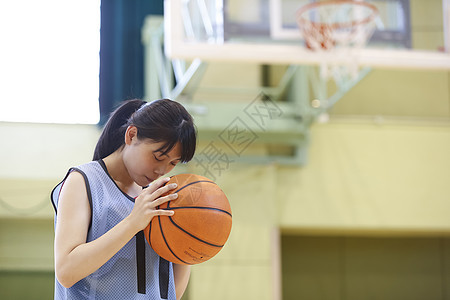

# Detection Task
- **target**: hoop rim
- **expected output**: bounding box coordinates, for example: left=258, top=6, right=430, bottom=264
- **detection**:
left=296, top=0, right=379, bottom=30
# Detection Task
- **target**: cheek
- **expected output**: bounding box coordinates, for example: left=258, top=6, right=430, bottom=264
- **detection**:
left=124, top=147, right=152, bottom=173
left=137, top=154, right=155, bottom=172
left=165, top=164, right=176, bottom=174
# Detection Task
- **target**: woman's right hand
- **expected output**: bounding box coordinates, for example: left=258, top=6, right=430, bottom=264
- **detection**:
left=128, top=176, right=179, bottom=232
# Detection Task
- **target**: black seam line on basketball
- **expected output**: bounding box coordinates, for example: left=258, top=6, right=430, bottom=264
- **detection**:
left=173, top=180, right=216, bottom=194
left=168, top=206, right=232, bottom=218
left=158, top=215, right=191, bottom=265
left=168, top=216, right=224, bottom=248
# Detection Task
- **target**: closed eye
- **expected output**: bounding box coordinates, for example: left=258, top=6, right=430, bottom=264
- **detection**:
left=153, top=152, right=180, bottom=166
left=153, top=154, right=163, bottom=162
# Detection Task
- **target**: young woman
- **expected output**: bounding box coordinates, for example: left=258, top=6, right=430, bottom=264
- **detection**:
left=51, top=99, right=197, bottom=300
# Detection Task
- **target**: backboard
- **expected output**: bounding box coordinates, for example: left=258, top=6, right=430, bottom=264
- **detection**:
left=164, top=0, right=450, bottom=70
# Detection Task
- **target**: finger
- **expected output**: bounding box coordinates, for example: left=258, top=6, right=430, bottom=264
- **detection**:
left=152, top=192, right=178, bottom=208
left=145, top=176, right=171, bottom=194
left=154, top=209, right=175, bottom=217
left=151, top=182, right=178, bottom=200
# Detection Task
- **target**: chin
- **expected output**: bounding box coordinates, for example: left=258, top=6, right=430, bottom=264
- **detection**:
left=134, top=177, right=150, bottom=187
left=144, top=176, right=156, bottom=185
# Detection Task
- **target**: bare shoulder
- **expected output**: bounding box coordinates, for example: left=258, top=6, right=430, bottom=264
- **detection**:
left=60, top=171, right=88, bottom=203
left=64, top=170, right=86, bottom=188
left=56, top=170, right=91, bottom=228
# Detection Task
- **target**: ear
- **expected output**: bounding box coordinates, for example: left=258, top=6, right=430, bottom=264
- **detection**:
left=125, top=126, right=138, bottom=145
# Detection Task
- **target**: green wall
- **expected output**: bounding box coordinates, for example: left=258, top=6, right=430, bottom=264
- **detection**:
left=282, top=235, right=450, bottom=300
left=0, top=271, right=54, bottom=300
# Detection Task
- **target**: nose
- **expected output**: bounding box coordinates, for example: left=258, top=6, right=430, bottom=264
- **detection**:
left=154, top=166, right=166, bottom=176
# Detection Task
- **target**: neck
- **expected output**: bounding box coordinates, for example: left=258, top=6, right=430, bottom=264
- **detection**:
left=102, top=151, right=140, bottom=197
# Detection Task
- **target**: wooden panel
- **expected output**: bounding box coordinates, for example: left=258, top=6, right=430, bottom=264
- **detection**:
left=282, top=235, right=450, bottom=300
left=344, top=237, right=443, bottom=300
left=443, top=238, right=450, bottom=300
left=281, top=236, right=342, bottom=300
left=0, top=271, right=54, bottom=300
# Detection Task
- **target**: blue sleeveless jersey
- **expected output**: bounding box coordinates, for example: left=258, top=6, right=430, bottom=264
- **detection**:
left=51, top=160, right=176, bottom=300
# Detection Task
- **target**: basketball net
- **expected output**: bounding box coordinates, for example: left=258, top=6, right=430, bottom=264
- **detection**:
left=296, top=0, right=379, bottom=83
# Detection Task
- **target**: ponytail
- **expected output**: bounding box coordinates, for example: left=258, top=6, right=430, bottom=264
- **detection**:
left=93, top=99, right=146, bottom=160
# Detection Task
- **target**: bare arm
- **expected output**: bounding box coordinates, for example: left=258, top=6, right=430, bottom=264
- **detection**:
left=173, top=264, right=191, bottom=300
left=54, top=172, right=177, bottom=288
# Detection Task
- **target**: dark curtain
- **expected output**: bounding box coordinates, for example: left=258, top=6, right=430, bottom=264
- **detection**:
left=99, top=0, right=163, bottom=125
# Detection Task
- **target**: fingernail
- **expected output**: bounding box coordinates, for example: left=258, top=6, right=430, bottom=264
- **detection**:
left=171, top=193, right=178, bottom=199
left=170, top=183, right=177, bottom=188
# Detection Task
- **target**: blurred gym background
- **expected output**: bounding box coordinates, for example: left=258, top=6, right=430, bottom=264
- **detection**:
left=1, top=0, right=450, bottom=299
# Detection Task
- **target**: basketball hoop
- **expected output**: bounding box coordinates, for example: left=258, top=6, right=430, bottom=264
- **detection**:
left=296, top=0, right=379, bottom=81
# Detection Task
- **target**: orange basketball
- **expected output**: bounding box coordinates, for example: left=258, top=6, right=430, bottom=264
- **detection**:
left=144, top=174, right=232, bottom=265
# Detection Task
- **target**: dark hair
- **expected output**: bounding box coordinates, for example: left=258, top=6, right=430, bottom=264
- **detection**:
left=93, top=99, right=197, bottom=162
